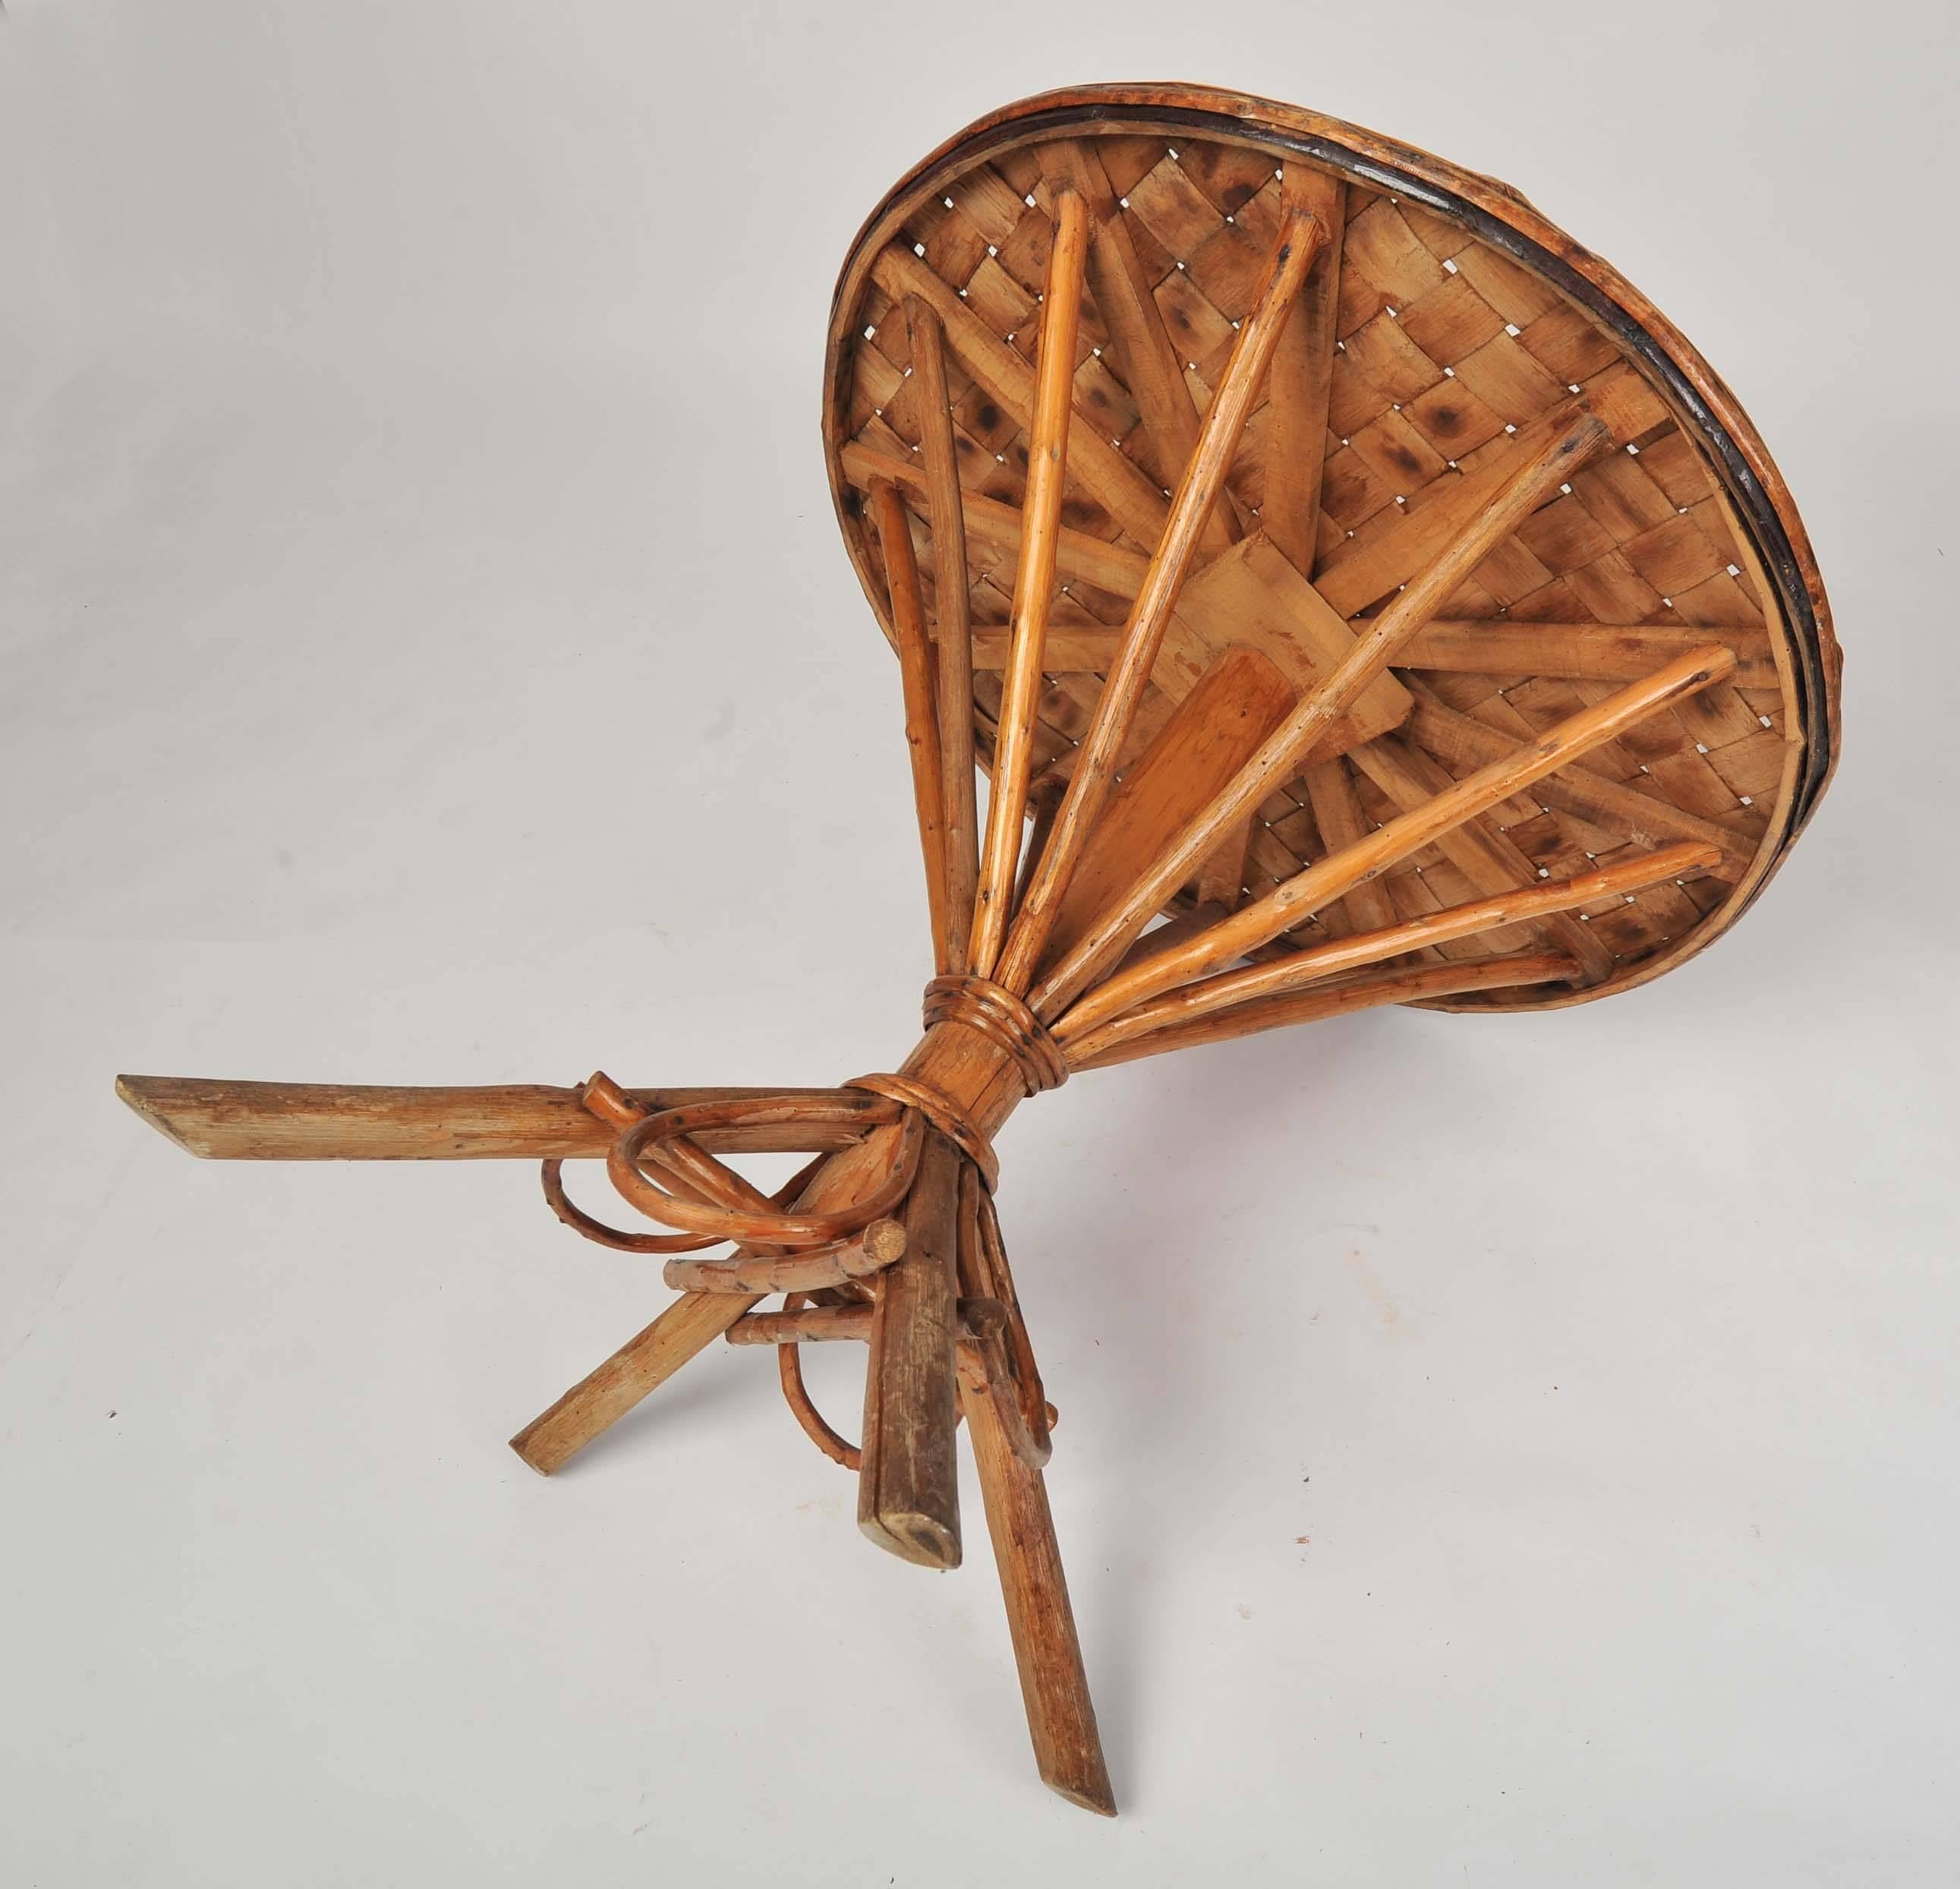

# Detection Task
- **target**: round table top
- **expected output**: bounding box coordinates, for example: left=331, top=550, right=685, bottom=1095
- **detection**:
left=821, top=84, right=1840, bottom=1014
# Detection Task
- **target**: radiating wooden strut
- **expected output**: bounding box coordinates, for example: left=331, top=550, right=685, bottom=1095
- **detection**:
left=115, top=91, right=1837, bottom=1822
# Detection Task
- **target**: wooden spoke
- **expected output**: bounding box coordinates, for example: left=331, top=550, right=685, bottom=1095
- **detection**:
left=1038, top=139, right=1234, bottom=550
left=858, top=1133, right=966, bottom=1569
left=1057, top=642, right=1739, bottom=1041
left=994, top=207, right=1329, bottom=994
left=113, top=1076, right=863, bottom=1161
left=1038, top=647, right=1295, bottom=975
left=969, top=189, right=1090, bottom=977
left=1026, top=405, right=1612, bottom=1017
left=1071, top=952, right=1583, bottom=1071
left=903, top=297, right=981, bottom=970
left=869, top=478, right=953, bottom=969
left=1064, top=841, right=1719, bottom=1064
left=1262, top=163, right=1346, bottom=575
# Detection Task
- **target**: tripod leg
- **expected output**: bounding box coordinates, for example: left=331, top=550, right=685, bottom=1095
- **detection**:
left=961, top=1370, right=1114, bottom=1816
left=509, top=1290, right=757, bottom=1474
left=858, top=1133, right=964, bottom=1568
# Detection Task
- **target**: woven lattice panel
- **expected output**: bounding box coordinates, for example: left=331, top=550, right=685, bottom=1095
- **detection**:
left=824, top=92, right=1837, bottom=1011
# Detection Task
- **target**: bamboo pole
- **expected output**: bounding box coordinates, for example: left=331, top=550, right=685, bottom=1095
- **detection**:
left=969, top=189, right=1089, bottom=977
left=858, top=1132, right=966, bottom=1569
left=1064, top=841, right=1720, bottom=1063
left=904, top=295, right=981, bottom=972
left=1058, top=643, right=1739, bottom=1040
left=994, top=207, right=1328, bottom=995
left=869, top=478, right=952, bottom=968
left=1072, top=953, right=1582, bottom=1071
left=1026, top=407, right=1612, bottom=1016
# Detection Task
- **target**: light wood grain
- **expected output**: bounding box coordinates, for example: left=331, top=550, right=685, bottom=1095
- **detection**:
left=970, top=189, right=1090, bottom=976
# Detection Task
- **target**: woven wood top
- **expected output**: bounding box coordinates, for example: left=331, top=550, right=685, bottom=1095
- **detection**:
left=823, top=84, right=1840, bottom=1013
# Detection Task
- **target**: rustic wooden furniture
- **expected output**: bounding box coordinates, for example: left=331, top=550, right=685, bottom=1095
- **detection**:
left=118, top=85, right=1841, bottom=1817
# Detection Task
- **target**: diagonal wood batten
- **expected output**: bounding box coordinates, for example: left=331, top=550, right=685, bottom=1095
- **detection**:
left=903, top=298, right=982, bottom=971
left=869, top=477, right=953, bottom=968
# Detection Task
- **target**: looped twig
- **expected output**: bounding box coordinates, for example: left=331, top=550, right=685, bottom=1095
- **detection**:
left=609, top=1093, right=921, bottom=1248
left=777, top=1291, right=862, bottom=1470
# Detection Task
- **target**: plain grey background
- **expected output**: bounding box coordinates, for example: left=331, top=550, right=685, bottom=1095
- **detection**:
left=3, top=3, right=1955, bottom=1882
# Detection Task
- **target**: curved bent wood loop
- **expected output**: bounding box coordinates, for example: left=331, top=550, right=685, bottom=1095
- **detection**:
left=544, top=1155, right=778, bottom=1255
left=608, top=1095, right=922, bottom=1248
left=992, top=207, right=1328, bottom=995
left=778, top=1292, right=864, bottom=1471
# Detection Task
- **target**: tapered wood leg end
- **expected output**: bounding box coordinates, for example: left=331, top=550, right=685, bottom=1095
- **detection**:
left=115, top=1075, right=209, bottom=1156
left=507, top=1422, right=567, bottom=1477
left=1044, top=1765, right=1117, bottom=1818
